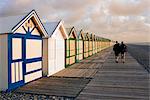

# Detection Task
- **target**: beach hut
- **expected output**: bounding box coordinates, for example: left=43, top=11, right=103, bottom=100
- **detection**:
left=101, top=38, right=108, bottom=50
left=0, top=10, right=48, bottom=91
left=99, top=38, right=111, bottom=50
left=96, top=36, right=99, bottom=53
left=65, top=27, right=77, bottom=67
left=88, top=33, right=93, bottom=56
left=43, top=21, right=68, bottom=76
left=76, top=29, right=84, bottom=62
left=94, top=36, right=98, bottom=54
left=106, top=39, right=111, bottom=48
left=92, top=34, right=96, bottom=54
left=88, top=34, right=93, bottom=56
left=101, top=38, right=105, bottom=50
left=83, top=33, right=89, bottom=58
left=97, top=37, right=101, bottom=52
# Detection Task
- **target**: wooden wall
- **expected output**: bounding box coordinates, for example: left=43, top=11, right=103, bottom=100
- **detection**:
left=0, top=34, right=8, bottom=91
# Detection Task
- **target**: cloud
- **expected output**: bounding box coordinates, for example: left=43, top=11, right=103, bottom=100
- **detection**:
left=109, top=0, right=150, bottom=16
left=0, top=0, right=149, bottom=43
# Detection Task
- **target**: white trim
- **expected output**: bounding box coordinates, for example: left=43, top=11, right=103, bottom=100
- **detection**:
left=52, top=21, right=68, bottom=39
left=12, top=10, right=48, bottom=37
left=69, top=27, right=77, bottom=39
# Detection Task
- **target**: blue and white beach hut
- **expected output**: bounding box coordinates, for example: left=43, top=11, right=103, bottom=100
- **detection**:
left=0, top=10, right=48, bottom=91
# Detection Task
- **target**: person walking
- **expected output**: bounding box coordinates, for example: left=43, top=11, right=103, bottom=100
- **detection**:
left=113, top=41, right=120, bottom=63
left=120, top=41, right=127, bottom=63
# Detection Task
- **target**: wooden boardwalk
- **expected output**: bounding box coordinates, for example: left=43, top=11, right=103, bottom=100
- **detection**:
left=15, top=48, right=111, bottom=98
left=15, top=48, right=149, bottom=99
left=52, top=49, right=111, bottom=79
left=15, top=77, right=90, bottom=98
left=77, top=52, right=149, bottom=100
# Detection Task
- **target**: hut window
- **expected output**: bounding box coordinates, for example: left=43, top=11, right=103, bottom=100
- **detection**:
left=26, top=39, right=42, bottom=59
left=70, top=40, right=75, bottom=56
left=12, top=38, right=22, bottom=60
left=66, top=40, right=70, bottom=57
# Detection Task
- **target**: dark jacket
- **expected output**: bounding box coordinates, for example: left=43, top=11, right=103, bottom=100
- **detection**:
left=120, top=44, right=127, bottom=53
left=113, top=43, right=120, bottom=53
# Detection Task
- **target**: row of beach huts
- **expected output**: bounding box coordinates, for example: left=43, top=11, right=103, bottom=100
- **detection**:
left=0, top=10, right=112, bottom=91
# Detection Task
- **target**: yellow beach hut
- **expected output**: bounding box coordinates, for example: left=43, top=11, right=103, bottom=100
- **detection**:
left=95, top=35, right=98, bottom=53
left=76, top=29, right=84, bottom=62
left=65, top=27, right=77, bottom=67
left=92, top=34, right=96, bottom=55
left=83, top=32, right=89, bottom=58
left=89, top=33, right=93, bottom=56
left=97, top=37, right=101, bottom=52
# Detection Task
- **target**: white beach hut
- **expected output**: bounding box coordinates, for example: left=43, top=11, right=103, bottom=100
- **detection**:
left=43, top=21, right=68, bottom=76
left=0, top=10, right=48, bottom=91
left=88, top=33, right=93, bottom=56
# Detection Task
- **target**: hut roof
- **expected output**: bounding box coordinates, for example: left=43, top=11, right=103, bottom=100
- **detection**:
left=76, top=29, right=84, bottom=39
left=0, top=14, right=26, bottom=34
left=43, top=21, right=60, bottom=37
left=43, top=20, right=68, bottom=39
left=84, top=32, right=90, bottom=40
left=66, top=28, right=72, bottom=36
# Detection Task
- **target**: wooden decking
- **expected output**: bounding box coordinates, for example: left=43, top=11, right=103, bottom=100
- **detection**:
left=76, top=52, right=149, bottom=100
left=52, top=49, right=111, bottom=79
left=15, top=77, right=90, bottom=98
left=15, top=48, right=149, bottom=99
left=15, top=48, right=111, bottom=98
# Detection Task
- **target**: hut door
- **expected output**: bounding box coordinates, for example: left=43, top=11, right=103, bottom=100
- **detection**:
left=25, top=38, right=42, bottom=83
left=9, top=37, right=42, bottom=90
left=9, top=37, right=24, bottom=90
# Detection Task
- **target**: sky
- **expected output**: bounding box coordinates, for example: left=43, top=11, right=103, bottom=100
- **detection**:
left=0, top=0, right=150, bottom=43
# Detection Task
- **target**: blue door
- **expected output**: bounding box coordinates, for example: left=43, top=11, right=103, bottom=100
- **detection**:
left=8, top=33, right=43, bottom=91
left=8, top=34, right=24, bottom=91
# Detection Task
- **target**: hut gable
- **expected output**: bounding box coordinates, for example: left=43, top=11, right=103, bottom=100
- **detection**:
left=93, top=34, right=96, bottom=41
left=90, top=33, right=95, bottom=41
left=84, top=33, right=89, bottom=40
left=77, top=29, right=84, bottom=40
left=0, top=10, right=48, bottom=37
left=43, top=21, right=68, bottom=39
left=89, top=33, right=93, bottom=41
left=66, top=27, right=77, bottom=39
left=89, top=33, right=95, bottom=41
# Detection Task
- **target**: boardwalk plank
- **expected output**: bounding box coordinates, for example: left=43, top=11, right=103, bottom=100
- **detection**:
left=16, top=77, right=90, bottom=98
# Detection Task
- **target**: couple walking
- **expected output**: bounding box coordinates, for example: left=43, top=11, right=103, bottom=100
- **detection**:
left=113, top=41, right=127, bottom=63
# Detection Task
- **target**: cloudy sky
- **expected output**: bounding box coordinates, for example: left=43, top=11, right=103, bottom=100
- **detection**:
left=0, top=0, right=150, bottom=43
